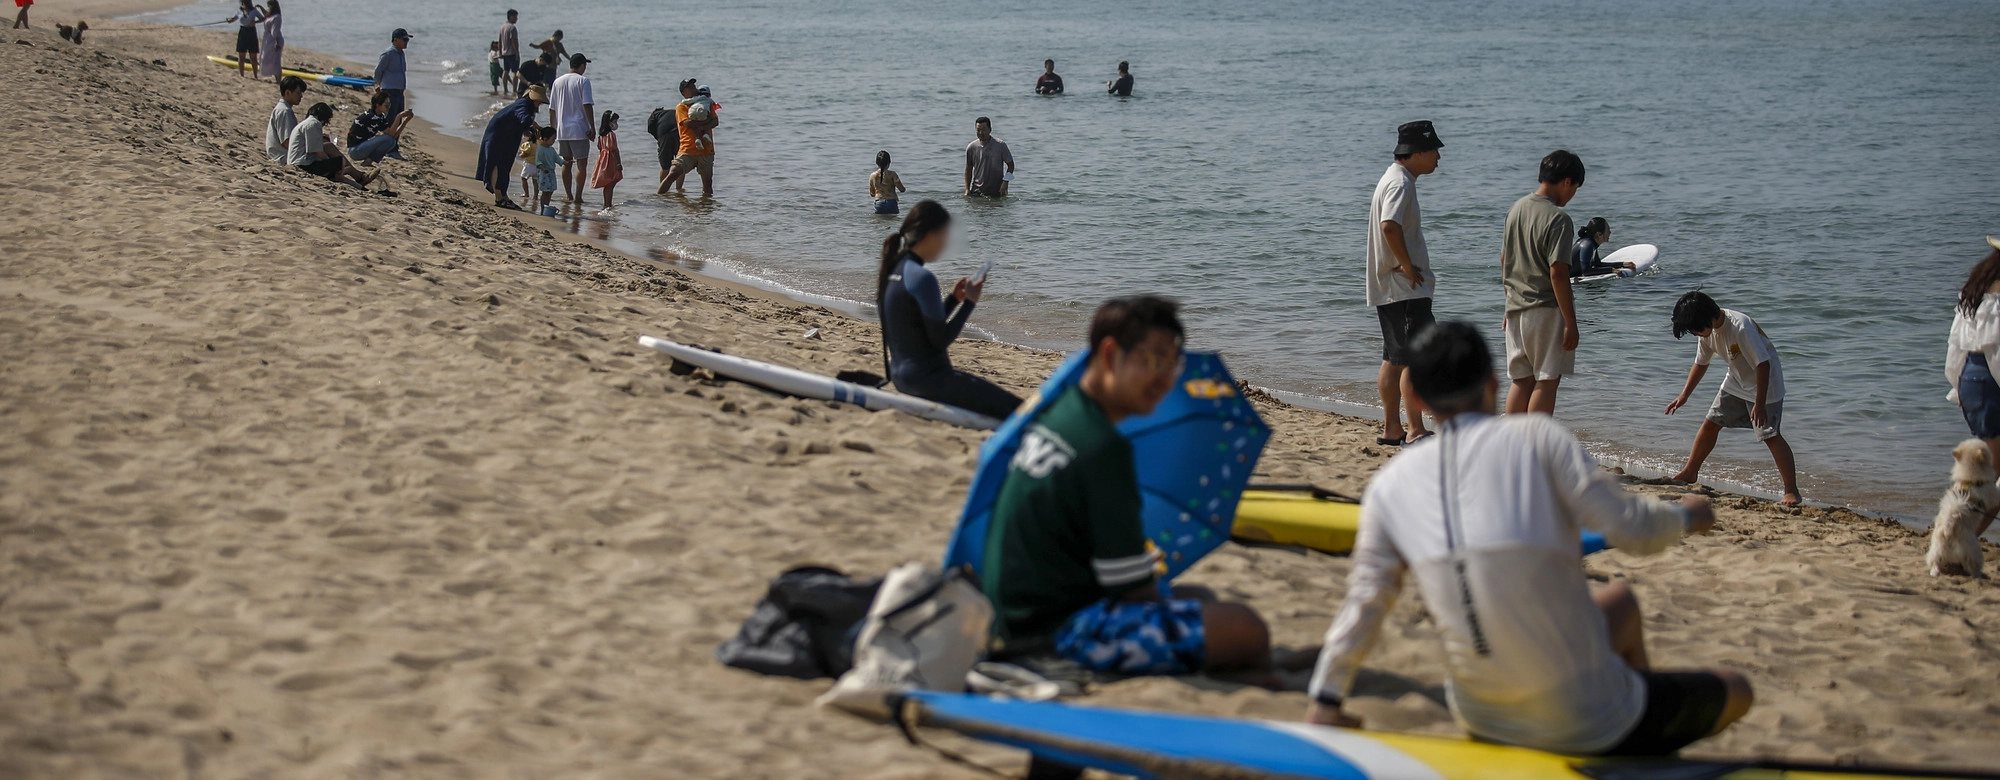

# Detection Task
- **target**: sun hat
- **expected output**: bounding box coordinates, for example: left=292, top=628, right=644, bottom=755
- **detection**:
left=525, top=84, right=547, bottom=102
left=1394, top=120, right=1443, bottom=155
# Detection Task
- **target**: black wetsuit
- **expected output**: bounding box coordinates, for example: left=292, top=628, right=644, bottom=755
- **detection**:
left=1571, top=236, right=1612, bottom=277
left=1108, top=73, right=1133, bottom=96
left=1036, top=72, right=1064, bottom=94
left=879, top=254, right=1023, bottom=420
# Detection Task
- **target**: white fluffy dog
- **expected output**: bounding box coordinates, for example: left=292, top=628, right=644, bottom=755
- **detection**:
left=1928, top=439, right=1998, bottom=578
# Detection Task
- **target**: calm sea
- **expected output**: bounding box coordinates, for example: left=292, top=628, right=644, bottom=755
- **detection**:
left=147, top=0, right=2000, bottom=519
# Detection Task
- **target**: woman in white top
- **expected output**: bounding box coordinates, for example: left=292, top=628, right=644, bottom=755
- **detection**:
left=257, top=1, right=283, bottom=82
left=1946, top=237, right=2000, bottom=456
left=226, top=0, right=263, bottom=78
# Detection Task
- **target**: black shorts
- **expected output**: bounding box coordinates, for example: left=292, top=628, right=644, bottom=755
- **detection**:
left=300, top=157, right=343, bottom=179
left=235, top=26, right=259, bottom=54
left=1601, top=672, right=1730, bottom=756
left=1376, top=297, right=1435, bottom=365
left=501, top=54, right=520, bottom=72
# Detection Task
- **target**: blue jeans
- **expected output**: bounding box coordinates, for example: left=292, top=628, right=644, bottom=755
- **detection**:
left=1962, top=353, right=2000, bottom=438
left=873, top=199, right=898, bottom=215
left=350, top=134, right=402, bottom=163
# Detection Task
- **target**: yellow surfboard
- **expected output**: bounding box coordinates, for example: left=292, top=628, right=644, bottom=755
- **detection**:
left=1232, top=484, right=1361, bottom=554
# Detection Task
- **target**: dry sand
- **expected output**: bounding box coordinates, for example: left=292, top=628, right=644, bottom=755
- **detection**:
left=2, top=16, right=1997, bottom=780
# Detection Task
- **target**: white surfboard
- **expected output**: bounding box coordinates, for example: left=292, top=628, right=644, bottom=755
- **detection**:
left=638, top=336, right=1004, bottom=430
left=1576, top=243, right=1660, bottom=282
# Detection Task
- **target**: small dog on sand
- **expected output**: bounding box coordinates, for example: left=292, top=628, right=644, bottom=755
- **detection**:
left=57, top=20, right=87, bottom=44
left=1928, top=439, right=1998, bottom=578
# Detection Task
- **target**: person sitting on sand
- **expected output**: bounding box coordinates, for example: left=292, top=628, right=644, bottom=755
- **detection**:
left=1665, top=291, right=1801, bottom=506
left=287, top=102, right=374, bottom=187
left=869, top=150, right=904, bottom=215
left=874, top=201, right=1022, bottom=419
left=1306, top=321, right=1753, bottom=756
left=346, top=89, right=414, bottom=165
left=265, top=75, right=306, bottom=163
left=475, top=83, right=546, bottom=210
left=981, top=295, right=1273, bottom=679
left=1570, top=217, right=1637, bottom=278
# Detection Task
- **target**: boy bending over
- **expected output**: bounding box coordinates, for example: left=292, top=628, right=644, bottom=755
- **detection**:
left=1665, top=291, right=1801, bottom=506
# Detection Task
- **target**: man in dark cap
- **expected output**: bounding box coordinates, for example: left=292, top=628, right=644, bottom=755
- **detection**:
left=376, top=28, right=412, bottom=117
left=1365, top=120, right=1444, bottom=446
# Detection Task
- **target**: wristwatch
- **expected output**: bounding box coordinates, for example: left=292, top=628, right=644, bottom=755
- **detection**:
left=1312, top=690, right=1345, bottom=708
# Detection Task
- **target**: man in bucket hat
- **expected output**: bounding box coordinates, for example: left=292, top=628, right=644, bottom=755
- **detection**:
left=1365, top=120, right=1445, bottom=446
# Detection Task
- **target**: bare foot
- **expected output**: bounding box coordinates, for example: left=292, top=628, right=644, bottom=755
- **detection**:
left=1667, top=471, right=1699, bottom=484
left=1780, top=492, right=1801, bottom=507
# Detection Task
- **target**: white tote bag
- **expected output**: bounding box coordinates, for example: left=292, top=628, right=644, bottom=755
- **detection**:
left=816, top=562, right=993, bottom=719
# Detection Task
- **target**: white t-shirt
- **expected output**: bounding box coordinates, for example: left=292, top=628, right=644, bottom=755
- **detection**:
left=285, top=116, right=324, bottom=167
left=1308, top=413, right=1689, bottom=755
left=1696, top=308, right=1785, bottom=403
left=549, top=72, right=595, bottom=141
left=266, top=100, right=297, bottom=162
left=1365, top=163, right=1433, bottom=307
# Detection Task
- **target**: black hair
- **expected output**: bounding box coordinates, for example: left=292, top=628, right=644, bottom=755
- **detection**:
left=875, top=150, right=891, bottom=170
left=537, top=125, right=556, bottom=141
left=1045, top=58, right=1054, bottom=66
left=306, top=102, right=333, bottom=123
left=265, top=0, right=281, bottom=14
left=1579, top=216, right=1609, bottom=240
left=1088, top=296, right=1184, bottom=359
left=507, top=9, right=517, bottom=18
left=1962, top=248, right=2000, bottom=314
left=1393, top=152, right=1413, bottom=161
left=1539, top=149, right=1585, bottom=186
left=278, top=75, right=307, bottom=94
left=552, top=29, right=562, bottom=38
left=598, top=110, right=618, bottom=137
left=370, top=89, right=391, bottom=109
left=1671, top=290, right=1722, bottom=339
left=975, top=116, right=991, bottom=127
left=1407, top=321, right=1492, bottom=414
left=1117, top=61, right=1129, bottom=72
left=878, top=200, right=952, bottom=300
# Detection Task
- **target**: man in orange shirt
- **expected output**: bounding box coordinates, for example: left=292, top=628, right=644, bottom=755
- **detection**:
left=657, top=78, right=717, bottom=197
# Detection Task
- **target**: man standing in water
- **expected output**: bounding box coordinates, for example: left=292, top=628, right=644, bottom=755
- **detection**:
left=1366, top=120, right=1443, bottom=446
left=498, top=10, right=521, bottom=96
left=963, top=117, right=1014, bottom=198
left=1107, top=61, right=1134, bottom=96
left=1501, top=150, right=1585, bottom=416
left=1036, top=59, right=1064, bottom=94
left=548, top=53, right=596, bottom=205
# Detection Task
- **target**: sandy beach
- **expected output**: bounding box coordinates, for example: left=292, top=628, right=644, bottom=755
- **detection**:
left=2, top=13, right=1998, bottom=780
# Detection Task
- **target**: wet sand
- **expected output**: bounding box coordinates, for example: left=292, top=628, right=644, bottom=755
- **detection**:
left=1, top=14, right=1997, bottom=779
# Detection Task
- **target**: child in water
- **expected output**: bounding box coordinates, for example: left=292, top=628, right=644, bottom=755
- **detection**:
left=1571, top=217, right=1638, bottom=278
left=869, top=150, right=904, bottom=214
left=534, top=126, right=561, bottom=214
left=518, top=133, right=540, bottom=208
left=1664, top=291, right=1801, bottom=506
left=591, top=112, right=623, bottom=215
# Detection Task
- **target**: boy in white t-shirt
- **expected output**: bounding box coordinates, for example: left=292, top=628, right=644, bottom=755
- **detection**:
left=1664, top=291, right=1801, bottom=506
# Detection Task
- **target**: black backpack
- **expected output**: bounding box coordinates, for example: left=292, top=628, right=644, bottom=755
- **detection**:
left=716, top=565, right=883, bottom=679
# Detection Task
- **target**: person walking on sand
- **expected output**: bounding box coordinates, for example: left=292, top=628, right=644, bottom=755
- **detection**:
left=548, top=53, right=596, bottom=206
left=257, top=0, right=283, bottom=81
left=963, top=117, right=1012, bottom=198
left=869, top=150, right=904, bottom=214
left=375, top=28, right=411, bottom=118
left=1107, top=61, right=1133, bottom=96
left=658, top=79, right=718, bottom=197
left=1306, top=321, right=1754, bottom=756
left=1947, top=238, right=2000, bottom=462
left=265, top=75, right=305, bottom=163
left=590, top=111, right=623, bottom=215
left=981, top=295, right=1274, bottom=679
left=13, top=0, right=30, bottom=30
left=1366, top=120, right=1444, bottom=447
left=1501, top=150, right=1586, bottom=416
left=498, top=10, right=521, bottom=96
left=227, top=0, right=264, bottom=78
left=475, top=83, right=546, bottom=210
left=1035, top=59, right=1064, bottom=95
left=1666, top=291, right=1801, bottom=506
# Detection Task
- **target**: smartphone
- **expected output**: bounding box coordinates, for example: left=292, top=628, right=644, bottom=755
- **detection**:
left=972, top=259, right=994, bottom=285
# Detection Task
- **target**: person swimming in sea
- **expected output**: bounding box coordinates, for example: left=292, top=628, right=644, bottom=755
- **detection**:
left=1571, top=217, right=1637, bottom=278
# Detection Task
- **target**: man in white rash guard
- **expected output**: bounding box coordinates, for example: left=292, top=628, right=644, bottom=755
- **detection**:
left=1304, top=321, right=1755, bottom=756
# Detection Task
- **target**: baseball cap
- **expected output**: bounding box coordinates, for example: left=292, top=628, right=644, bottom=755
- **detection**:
left=1394, top=120, right=1443, bottom=155
left=569, top=53, right=591, bottom=68
left=391, top=28, right=412, bottom=41
left=679, top=77, right=698, bottom=91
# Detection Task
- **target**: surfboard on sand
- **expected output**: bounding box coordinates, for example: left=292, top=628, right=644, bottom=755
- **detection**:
left=1231, top=484, right=1609, bottom=556
left=206, top=55, right=375, bottom=88
left=1576, top=243, right=1660, bottom=282
left=637, top=336, right=1004, bottom=430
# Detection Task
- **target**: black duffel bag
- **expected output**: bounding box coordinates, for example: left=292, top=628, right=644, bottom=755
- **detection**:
left=716, top=565, right=883, bottom=679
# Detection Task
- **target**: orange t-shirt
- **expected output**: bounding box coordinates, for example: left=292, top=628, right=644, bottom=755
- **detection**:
left=675, top=102, right=714, bottom=156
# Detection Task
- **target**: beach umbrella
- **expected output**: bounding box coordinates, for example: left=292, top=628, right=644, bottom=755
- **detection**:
left=943, top=350, right=1269, bottom=587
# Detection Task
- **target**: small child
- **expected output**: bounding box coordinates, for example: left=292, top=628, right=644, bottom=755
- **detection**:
left=534, top=125, right=561, bottom=213
left=518, top=133, right=540, bottom=208
left=590, top=111, right=623, bottom=215
left=1665, top=291, right=1801, bottom=505
left=487, top=41, right=503, bottom=95
left=681, top=87, right=716, bottom=152
left=869, top=150, right=904, bottom=214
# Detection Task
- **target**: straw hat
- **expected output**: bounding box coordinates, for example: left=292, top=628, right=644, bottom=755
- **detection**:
left=1989, top=236, right=1999, bottom=252
left=525, top=84, right=548, bottom=103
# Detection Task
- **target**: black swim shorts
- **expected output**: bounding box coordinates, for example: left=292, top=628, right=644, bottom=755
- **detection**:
left=1601, top=671, right=1730, bottom=756
left=1376, top=297, right=1435, bottom=365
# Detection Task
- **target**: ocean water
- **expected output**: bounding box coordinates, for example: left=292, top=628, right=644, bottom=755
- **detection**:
left=148, top=0, right=2000, bottom=519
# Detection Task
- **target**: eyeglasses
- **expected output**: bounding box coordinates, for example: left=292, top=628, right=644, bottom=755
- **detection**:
left=1132, top=349, right=1184, bottom=376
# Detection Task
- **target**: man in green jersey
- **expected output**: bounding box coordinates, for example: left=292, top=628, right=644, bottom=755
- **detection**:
left=982, top=296, right=1271, bottom=676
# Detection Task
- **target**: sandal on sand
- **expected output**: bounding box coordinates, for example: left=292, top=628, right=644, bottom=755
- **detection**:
left=1406, top=432, right=1435, bottom=444
left=495, top=199, right=523, bottom=211
left=1376, top=436, right=1406, bottom=446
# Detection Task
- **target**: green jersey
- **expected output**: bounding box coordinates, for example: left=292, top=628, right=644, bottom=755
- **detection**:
left=982, top=384, right=1152, bottom=640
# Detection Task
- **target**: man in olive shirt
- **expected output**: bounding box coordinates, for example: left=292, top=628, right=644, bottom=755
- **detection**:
left=1501, top=150, right=1586, bottom=416
left=982, top=296, right=1270, bottom=676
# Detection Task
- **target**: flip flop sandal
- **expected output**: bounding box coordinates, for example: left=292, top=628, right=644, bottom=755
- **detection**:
left=1375, top=436, right=1406, bottom=446
left=495, top=199, right=523, bottom=211
left=1406, top=432, right=1436, bottom=445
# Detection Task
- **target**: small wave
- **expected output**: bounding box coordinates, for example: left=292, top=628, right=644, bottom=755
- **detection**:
left=439, top=59, right=459, bottom=69
left=440, top=67, right=475, bottom=86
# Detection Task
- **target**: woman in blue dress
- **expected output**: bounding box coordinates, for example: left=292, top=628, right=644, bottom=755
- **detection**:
left=475, top=84, right=545, bottom=210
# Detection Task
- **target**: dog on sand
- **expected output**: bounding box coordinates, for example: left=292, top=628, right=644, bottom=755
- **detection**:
left=1928, top=439, right=1998, bottom=578
left=57, top=20, right=88, bottom=44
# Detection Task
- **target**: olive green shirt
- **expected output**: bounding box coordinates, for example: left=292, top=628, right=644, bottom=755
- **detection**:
left=1501, top=192, right=1575, bottom=313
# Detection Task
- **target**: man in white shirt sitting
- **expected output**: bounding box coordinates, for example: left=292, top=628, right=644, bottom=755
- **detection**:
left=1305, top=321, right=1753, bottom=757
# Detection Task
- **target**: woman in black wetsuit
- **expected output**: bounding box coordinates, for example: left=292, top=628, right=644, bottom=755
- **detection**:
left=1571, top=217, right=1636, bottom=278
left=875, top=201, right=1023, bottom=420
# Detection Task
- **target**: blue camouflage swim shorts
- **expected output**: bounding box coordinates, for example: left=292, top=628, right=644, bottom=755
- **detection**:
left=1053, top=597, right=1206, bottom=675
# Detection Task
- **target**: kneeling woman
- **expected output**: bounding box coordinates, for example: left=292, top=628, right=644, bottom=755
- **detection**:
left=875, top=201, right=1023, bottom=420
